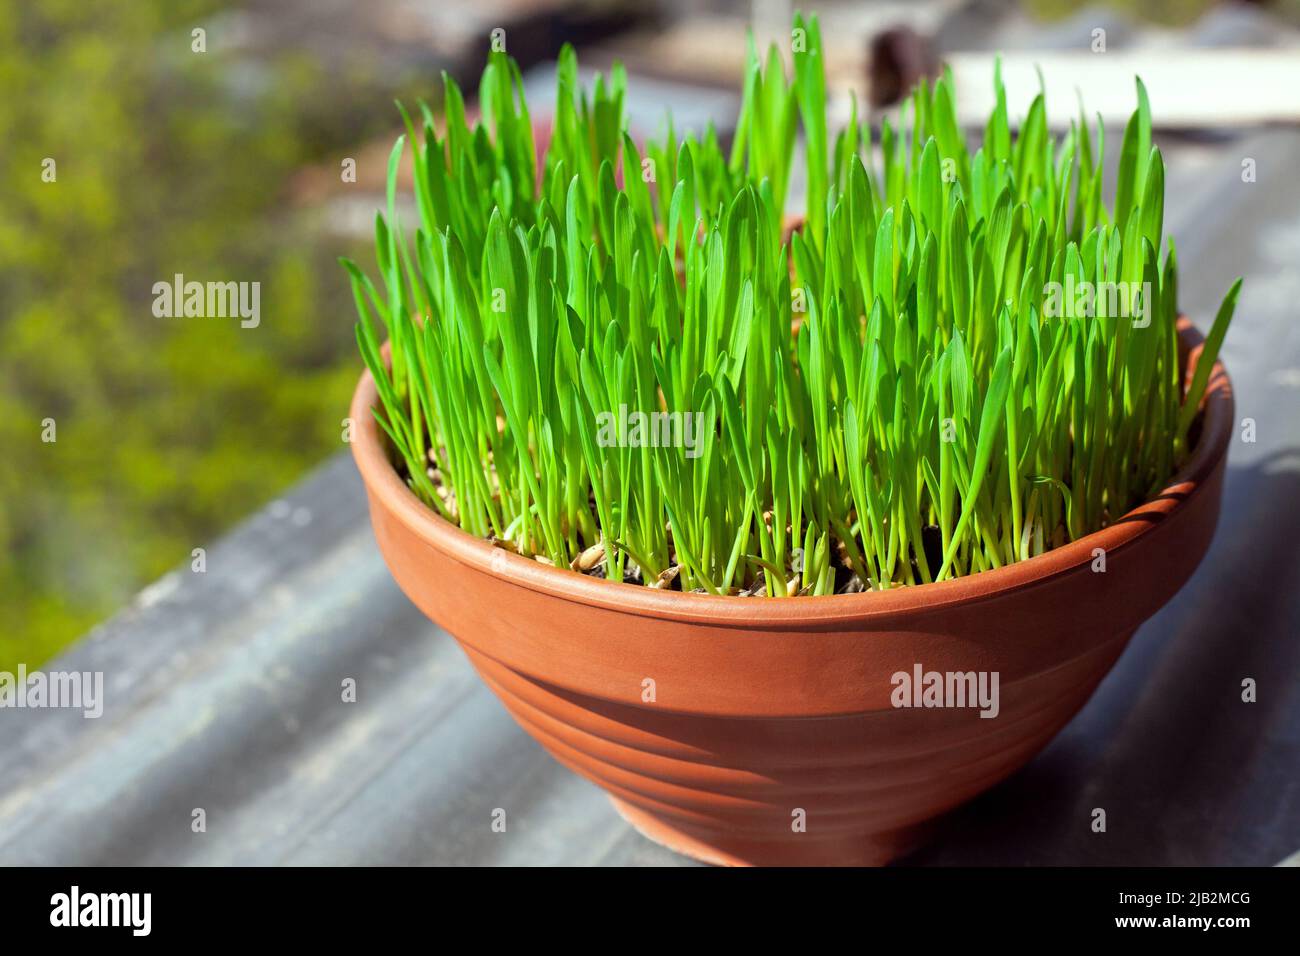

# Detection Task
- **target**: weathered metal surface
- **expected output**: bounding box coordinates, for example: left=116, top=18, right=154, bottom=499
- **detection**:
left=0, top=452, right=681, bottom=865
left=3, top=81, right=1299, bottom=869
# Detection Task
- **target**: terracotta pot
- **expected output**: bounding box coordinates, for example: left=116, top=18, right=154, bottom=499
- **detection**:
left=350, top=319, right=1233, bottom=866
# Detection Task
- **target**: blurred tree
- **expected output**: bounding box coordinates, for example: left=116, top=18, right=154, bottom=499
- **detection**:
left=0, top=1, right=380, bottom=669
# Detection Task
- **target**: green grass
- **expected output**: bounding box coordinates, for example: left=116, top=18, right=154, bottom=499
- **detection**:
left=347, top=11, right=1240, bottom=596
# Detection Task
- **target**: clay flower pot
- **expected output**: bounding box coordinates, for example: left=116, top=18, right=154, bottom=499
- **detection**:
left=350, top=319, right=1233, bottom=866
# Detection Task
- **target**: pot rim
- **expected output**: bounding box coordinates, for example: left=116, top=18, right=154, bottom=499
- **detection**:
left=350, top=318, right=1233, bottom=628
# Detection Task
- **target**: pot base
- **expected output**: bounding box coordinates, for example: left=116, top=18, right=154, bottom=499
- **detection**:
left=609, top=796, right=932, bottom=867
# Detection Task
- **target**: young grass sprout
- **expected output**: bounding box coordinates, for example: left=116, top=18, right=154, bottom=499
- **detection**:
left=344, top=12, right=1241, bottom=597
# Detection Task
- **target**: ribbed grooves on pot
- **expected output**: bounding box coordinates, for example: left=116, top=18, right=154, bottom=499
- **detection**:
left=464, top=640, right=1125, bottom=837
left=530, top=715, right=1054, bottom=835
left=461, top=636, right=1129, bottom=775
left=496, top=686, right=1080, bottom=826
left=474, top=649, right=1104, bottom=788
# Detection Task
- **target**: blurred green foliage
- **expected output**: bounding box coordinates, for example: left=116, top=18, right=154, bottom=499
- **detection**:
left=1026, top=0, right=1224, bottom=26
left=0, top=1, right=393, bottom=670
